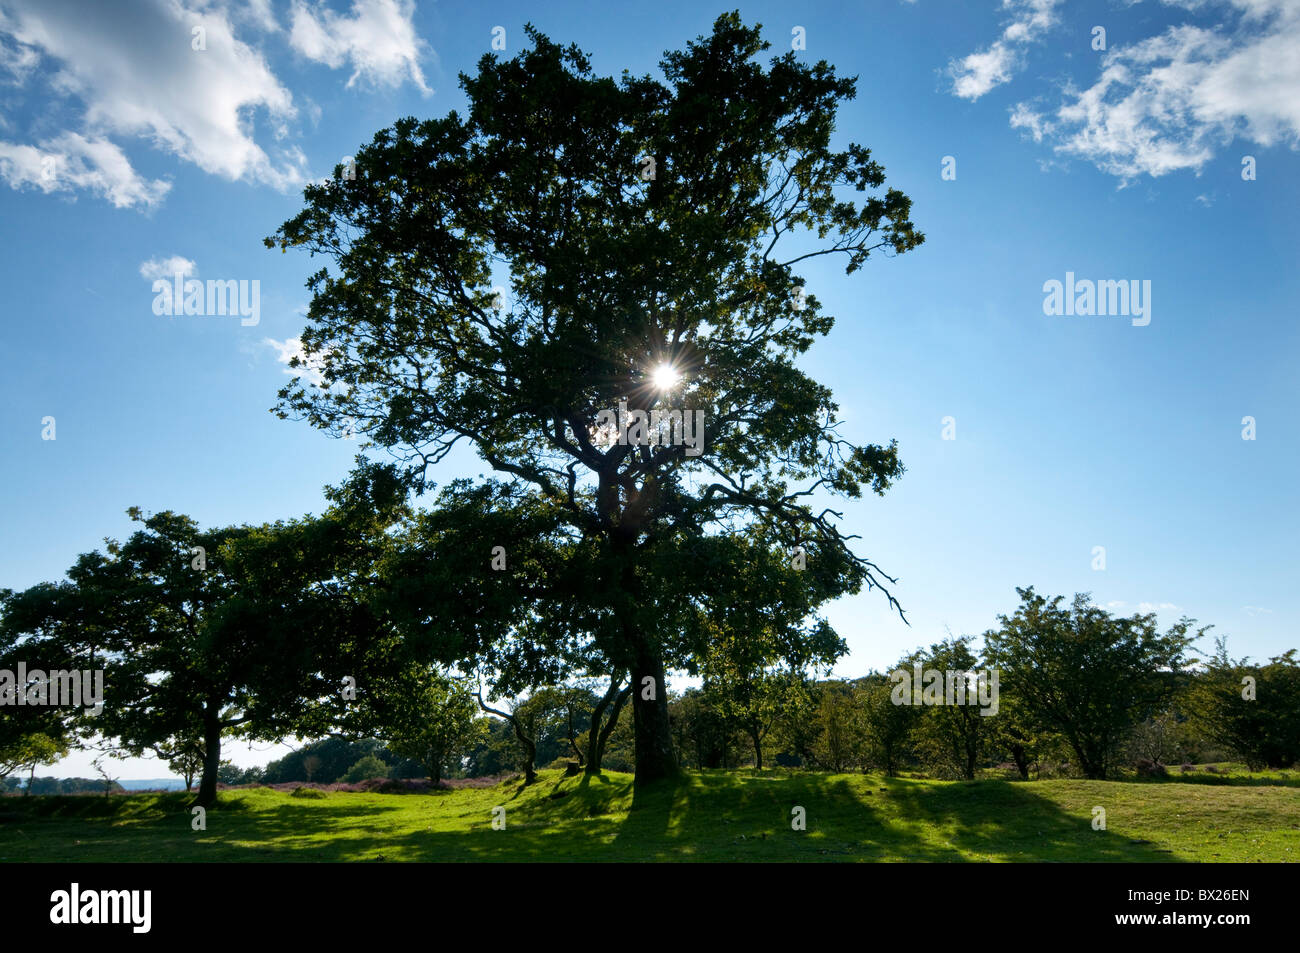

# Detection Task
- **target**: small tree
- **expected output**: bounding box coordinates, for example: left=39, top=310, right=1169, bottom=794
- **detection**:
left=0, top=468, right=406, bottom=806
left=1128, top=707, right=1185, bottom=767
left=857, top=673, right=917, bottom=777
left=584, top=675, right=632, bottom=775
left=906, top=638, right=988, bottom=780
left=1186, top=640, right=1300, bottom=770
left=161, top=735, right=206, bottom=792
left=301, top=755, right=322, bottom=783
left=15, top=732, right=69, bottom=796
left=473, top=690, right=540, bottom=785
left=91, top=755, right=119, bottom=799
left=985, top=682, right=1054, bottom=780
left=0, top=602, right=79, bottom=791
left=671, top=687, right=739, bottom=769
left=985, top=588, right=1197, bottom=780
left=343, top=754, right=390, bottom=783
left=809, top=681, right=864, bottom=773
left=373, top=668, right=478, bottom=784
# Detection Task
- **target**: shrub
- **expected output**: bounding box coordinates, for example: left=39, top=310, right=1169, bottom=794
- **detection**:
left=291, top=786, right=327, bottom=799
left=342, top=754, right=390, bottom=784
left=1135, top=759, right=1167, bottom=778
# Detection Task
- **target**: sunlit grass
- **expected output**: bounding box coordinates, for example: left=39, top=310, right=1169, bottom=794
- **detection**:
left=2, top=768, right=1296, bottom=862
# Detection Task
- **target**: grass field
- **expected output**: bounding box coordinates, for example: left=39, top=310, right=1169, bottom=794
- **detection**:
left=2, top=768, right=1297, bottom=863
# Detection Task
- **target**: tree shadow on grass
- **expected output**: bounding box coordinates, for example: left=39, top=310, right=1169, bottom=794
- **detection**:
left=878, top=777, right=1182, bottom=861
left=600, top=771, right=1182, bottom=862
left=372, top=771, right=1186, bottom=862
left=5, top=772, right=1197, bottom=862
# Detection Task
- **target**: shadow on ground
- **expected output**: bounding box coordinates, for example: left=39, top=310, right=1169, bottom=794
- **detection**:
left=0, top=771, right=1213, bottom=862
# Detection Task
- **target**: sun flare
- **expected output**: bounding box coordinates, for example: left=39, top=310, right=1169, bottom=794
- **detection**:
left=651, top=363, right=681, bottom=391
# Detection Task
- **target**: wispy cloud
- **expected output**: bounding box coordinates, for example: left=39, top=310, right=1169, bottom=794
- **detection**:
left=288, top=0, right=431, bottom=93
left=240, top=0, right=280, bottom=34
left=997, top=0, right=1300, bottom=180
left=264, top=335, right=326, bottom=386
left=0, top=131, right=170, bottom=208
left=1107, top=600, right=1181, bottom=613
left=0, top=0, right=305, bottom=203
left=139, top=255, right=197, bottom=281
left=947, top=0, right=1062, bottom=100
left=0, top=0, right=433, bottom=208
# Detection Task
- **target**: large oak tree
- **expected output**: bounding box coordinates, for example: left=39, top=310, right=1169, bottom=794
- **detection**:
left=267, top=14, right=922, bottom=784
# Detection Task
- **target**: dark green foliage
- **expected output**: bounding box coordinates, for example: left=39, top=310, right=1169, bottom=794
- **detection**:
left=263, top=737, right=401, bottom=785
left=985, top=589, right=1199, bottom=780
left=20, top=777, right=125, bottom=796
left=904, top=638, right=988, bottom=780
left=343, top=754, right=391, bottom=783
left=0, top=464, right=408, bottom=806
left=1187, top=640, right=1300, bottom=770
left=670, top=688, right=745, bottom=769
left=265, top=13, right=922, bottom=784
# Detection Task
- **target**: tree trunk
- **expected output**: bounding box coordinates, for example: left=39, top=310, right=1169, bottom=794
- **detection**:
left=606, top=517, right=676, bottom=787
left=475, top=691, right=536, bottom=784
left=518, top=729, right=537, bottom=783
left=196, top=707, right=222, bottom=807
left=1069, top=737, right=1106, bottom=780
left=25, top=762, right=35, bottom=796
left=585, top=676, right=622, bottom=774
left=1011, top=743, right=1029, bottom=781
left=593, top=683, right=631, bottom=772
left=566, top=702, right=584, bottom=766
left=630, top=642, right=677, bottom=787
left=749, top=725, right=763, bottom=770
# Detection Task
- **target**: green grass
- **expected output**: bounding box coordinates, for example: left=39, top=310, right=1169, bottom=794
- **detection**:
left=3, top=768, right=1297, bottom=862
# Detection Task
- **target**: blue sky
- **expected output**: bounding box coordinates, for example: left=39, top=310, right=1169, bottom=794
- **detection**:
left=1, top=0, right=1296, bottom=777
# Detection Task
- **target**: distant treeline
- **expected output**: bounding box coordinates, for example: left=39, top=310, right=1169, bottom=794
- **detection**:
left=1, top=776, right=125, bottom=795
left=217, top=625, right=1300, bottom=788
left=6, top=573, right=1297, bottom=795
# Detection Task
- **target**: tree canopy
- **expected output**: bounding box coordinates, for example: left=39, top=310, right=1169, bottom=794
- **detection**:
left=266, top=12, right=922, bottom=784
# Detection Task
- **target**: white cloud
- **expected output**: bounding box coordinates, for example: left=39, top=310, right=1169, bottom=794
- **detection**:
left=241, top=0, right=280, bottom=33
left=1000, top=1, right=1300, bottom=179
left=0, top=0, right=435, bottom=208
left=1242, top=605, right=1274, bottom=616
left=0, top=0, right=308, bottom=206
left=0, top=131, right=171, bottom=208
left=0, top=30, right=38, bottom=82
left=1009, top=101, right=1050, bottom=141
left=948, top=0, right=1062, bottom=100
left=288, top=0, right=430, bottom=93
left=1106, top=600, right=1181, bottom=613
left=139, top=255, right=197, bottom=280
left=264, top=335, right=326, bottom=385
left=1137, top=601, right=1180, bottom=613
